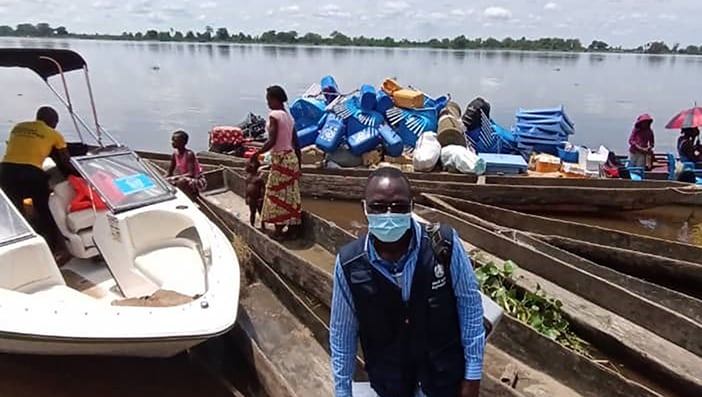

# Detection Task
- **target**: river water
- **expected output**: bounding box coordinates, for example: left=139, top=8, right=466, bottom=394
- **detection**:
left=0, top=37, right=700, bottom=393
left=2, top=37, right=702, bottom=155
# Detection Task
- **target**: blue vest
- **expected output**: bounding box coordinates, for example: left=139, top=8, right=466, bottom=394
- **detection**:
left=338, top=224, right=464, bottom=397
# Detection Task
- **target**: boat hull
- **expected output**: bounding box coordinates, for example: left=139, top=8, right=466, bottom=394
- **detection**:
left=0, top=333, right=208, bottom=357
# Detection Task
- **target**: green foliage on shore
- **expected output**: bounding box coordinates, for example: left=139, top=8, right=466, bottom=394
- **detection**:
left=2, top=23, right=701, bottom=55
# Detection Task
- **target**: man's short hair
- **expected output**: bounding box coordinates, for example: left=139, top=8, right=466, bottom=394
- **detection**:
left=36, top=106, right=58, bottom=126
left=366, top=167, right=412, bottom=196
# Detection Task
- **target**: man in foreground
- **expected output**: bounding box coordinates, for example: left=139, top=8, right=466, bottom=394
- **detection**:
left=0, top=106, right=75, bottom=252
left=330, top=167, right=485, bottom=397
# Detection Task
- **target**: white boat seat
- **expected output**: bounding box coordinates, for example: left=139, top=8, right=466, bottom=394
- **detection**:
left=49, top=181, right=105, bottom=259
left=31, top=285, right=97, bottom=304
left=0, top=236, right=65, bottom=293
left=67, top=210, right=99, bottom=234
left=134, top=239, right=206, bottom=298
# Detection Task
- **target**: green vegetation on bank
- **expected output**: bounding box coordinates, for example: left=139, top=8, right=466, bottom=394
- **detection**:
left=2, top=23, right=701, bottom=55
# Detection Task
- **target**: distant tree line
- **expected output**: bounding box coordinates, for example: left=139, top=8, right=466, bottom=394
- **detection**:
left=2, top=23, right=701, bottom=55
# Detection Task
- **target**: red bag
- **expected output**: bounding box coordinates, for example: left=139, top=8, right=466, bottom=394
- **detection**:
left=68, top=175, right=108, bottom=212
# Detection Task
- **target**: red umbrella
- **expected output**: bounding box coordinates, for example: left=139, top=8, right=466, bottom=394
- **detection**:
left=665, top=106, right=702, bottom=129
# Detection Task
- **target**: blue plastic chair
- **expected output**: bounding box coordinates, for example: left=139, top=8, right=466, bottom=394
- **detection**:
left=666, top=153, right=677, bottom=181
left=622, top=159, right=645, bottom=181
left=681, top=161, right=702, bottom=185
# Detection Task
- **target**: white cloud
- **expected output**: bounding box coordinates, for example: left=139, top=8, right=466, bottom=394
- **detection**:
left=279, top=4, right=300, bottom=12
left=483, top=6, right=512, bottom=20
left=385, top=1, right=410, bottom=11
left=450, top=9, right=474, bottom=17
left=544, top=2, right=558, bottom=10
left=200, top=2, right=217, bottom=9
left=197, top=14, right=206, bottom=21
left=92, top=0, right=118, bottom=9
left=314, top=4, right=351, bottom=18
left=147, top=12, right=166, bottom=23
left=429, top=11, right=448, bottom=20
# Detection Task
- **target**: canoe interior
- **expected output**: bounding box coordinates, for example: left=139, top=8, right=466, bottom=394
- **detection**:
left=189, top=166, right=690, bottom=397
left=422, top=193, right=702, bottom=265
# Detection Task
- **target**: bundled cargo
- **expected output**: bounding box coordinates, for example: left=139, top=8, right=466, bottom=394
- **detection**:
left=512, top=105, right=575, bottom=157
left=290, top=97, right=326, bottom=131
left=441, top=145, right=486, bottom=175
left=321, top=75, right=339, bottom=104
left=437, top=101, right=466, bottom=147
left=413, top=132, right=442, bottom=172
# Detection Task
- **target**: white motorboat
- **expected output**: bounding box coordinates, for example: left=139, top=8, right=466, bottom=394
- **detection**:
left=0, top=48, right=240, bottom=357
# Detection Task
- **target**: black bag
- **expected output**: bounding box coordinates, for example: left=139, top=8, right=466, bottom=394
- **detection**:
left=462, top=97, right=491, bottom=131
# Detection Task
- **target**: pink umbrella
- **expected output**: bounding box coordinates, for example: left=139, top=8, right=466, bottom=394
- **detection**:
left=665, top=105, right=702, bottom=129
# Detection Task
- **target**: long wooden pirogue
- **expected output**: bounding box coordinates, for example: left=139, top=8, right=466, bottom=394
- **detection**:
left=139, top=150, right=702, bottom=211
left=174, top=164, right=700, bottom=397
left=421, top=193, right=702, bottom=299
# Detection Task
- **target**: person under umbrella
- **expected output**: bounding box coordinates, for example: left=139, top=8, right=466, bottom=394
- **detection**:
left=666, top=105, right=702, bottom=164
left=678, top=127, right=702, bottom=164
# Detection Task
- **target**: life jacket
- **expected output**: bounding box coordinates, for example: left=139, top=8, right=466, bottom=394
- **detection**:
left=68, top=175, right=107, bottom=212
left=338, top=224, right=464, bottom=397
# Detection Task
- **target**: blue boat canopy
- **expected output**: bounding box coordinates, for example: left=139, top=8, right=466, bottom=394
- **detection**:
left=0, top=48, right=87, bottom=80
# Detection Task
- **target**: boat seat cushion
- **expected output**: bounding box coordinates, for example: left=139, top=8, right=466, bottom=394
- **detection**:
left=134, top=242, right=206, bottom=298
left=66, top=209, right=102, bottom=233
left=78, top=230, right=96, bottom=249
left=31, top=285, right=97, bottom=304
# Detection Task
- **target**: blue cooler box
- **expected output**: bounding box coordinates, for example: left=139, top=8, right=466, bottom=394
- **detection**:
left=479, top=153, right=528, bottom=175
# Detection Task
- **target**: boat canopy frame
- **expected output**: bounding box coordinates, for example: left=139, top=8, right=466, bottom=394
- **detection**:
left=0, top=48, right=119, bottom=148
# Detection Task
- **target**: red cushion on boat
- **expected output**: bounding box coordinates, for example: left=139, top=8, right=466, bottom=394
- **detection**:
left=68, top=175, right=108, bottom=212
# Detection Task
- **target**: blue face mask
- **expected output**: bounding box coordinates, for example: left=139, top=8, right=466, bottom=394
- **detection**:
left=366, top=213, right=412, bottom=243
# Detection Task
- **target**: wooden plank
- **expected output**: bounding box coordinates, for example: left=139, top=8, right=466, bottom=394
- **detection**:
left=512, top=233, right=702, bottom=325
left=541, top=236, right=702, bottom=300
left=423, top=193, right=702, bottom=265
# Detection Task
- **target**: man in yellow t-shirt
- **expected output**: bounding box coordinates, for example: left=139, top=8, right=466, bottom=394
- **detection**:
left=0, top=106, right=76, bottom=251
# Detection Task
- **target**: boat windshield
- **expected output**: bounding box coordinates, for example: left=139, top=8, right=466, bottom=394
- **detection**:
left=72, top=150, right=175, bottom=213
left=0, top=189, right=34, bottom=246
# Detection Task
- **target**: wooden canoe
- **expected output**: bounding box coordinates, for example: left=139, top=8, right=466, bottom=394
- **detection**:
left=139, top=150, right=702, bottom=211
left=184, top=165, right=693, bottom=397
left=412, top=203, right=702, bottom=396
left=421, top=193, right=702, bottom=299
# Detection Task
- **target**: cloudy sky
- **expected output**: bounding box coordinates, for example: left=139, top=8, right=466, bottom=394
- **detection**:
left=0, top=0, right=698, bottom=47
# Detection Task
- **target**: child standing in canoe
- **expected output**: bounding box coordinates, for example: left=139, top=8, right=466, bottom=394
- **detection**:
left=245, top=156, right=265, bottom=229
